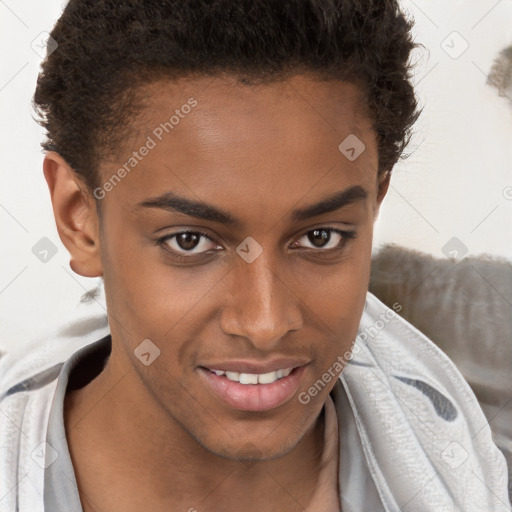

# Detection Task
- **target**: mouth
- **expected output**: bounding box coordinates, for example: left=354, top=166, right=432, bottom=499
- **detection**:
left=205, top=367, right=294, bottom=385
left=197, top=364, right=308, bottom=412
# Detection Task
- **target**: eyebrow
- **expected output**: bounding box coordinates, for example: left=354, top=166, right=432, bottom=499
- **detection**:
left=137, top=185, right=368, bottom=226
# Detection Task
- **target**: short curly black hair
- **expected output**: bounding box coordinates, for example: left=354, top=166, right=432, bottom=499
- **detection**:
left=33, top=0, right=421, bottom=192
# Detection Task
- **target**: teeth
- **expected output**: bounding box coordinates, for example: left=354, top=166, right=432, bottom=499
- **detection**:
left=239, top=373, right=258, bottom=385
left=209, top=367, right=293, bottom=385
left=281, top=368, right=292, bottom=377
left=257, top=371, right=278, bottom=384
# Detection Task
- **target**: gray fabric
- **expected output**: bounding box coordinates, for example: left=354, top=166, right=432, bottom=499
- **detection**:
left=43, top=336, right=111, bottom=512
left=369, top=244, right=512, bottom=501
left=39, top=334, right=382, bottom=512
left=2, top=291, right=510, bottom=511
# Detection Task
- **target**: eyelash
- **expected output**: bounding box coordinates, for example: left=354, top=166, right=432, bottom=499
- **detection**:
left=156, top=227, right=356, bottom=263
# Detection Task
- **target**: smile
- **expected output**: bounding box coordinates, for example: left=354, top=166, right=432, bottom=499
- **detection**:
left=198, top=365, right=307, bottom=412
left=206, top=367, right=293, bottom=385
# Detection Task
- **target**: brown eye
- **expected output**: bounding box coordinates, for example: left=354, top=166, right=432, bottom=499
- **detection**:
left=159, top=230, right=220, bottom=256
left=293, top=228, right=355, bottom=251
left=176, top=232, right=201, bottom=251
left=307, top=229, right=331, bottom=248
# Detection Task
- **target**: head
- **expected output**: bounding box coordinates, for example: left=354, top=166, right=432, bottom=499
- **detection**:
left=35, top=0, right=420, bottom=460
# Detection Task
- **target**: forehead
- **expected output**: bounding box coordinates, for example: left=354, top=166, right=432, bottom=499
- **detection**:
left=97, top=74, right=379, bottom=221
left=134, top=73, right=373, bottom=145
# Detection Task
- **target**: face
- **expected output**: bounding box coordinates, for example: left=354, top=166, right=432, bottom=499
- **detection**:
left=69, top=74, right=387, bottom=460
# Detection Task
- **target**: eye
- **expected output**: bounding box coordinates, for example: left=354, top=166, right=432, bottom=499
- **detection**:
left=157, top=227, right=356, bottom=263
left=290, top=228, right=356, bottom=251
left=158, top=230, right=220, bottom=256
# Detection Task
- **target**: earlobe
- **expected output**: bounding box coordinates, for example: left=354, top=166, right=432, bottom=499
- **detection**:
left=43, top=152, right=103, bottom=278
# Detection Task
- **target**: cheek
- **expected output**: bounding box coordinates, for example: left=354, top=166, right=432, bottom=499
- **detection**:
left=100, top=210, right=372, bottom=349
left=304, top=239, right=371, bottom=321
left=100, top=227, right=227, bottom=343
left=301, top=238, right=372, bottom=363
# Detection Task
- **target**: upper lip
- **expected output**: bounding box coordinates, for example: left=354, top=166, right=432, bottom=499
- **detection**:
left=200, top=358, right=310, bottom=374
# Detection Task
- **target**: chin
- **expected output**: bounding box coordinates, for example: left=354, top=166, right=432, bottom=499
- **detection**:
left=203, top=433, right=299, bottom=463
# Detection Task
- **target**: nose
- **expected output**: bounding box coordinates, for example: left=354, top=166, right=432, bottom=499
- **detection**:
left=219, top=249, right=303, bottom=350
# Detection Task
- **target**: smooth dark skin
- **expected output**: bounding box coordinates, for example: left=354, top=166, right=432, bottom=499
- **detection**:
left=43, top=73, right=390, bottom=512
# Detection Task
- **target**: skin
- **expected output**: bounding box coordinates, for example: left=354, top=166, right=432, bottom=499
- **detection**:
left=44, top=73, right=390, bottom=512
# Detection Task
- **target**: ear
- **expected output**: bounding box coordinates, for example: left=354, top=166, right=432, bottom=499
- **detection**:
left=43, top=151, right=103, bottom=277
left=373, top=170, right=391, bottom=221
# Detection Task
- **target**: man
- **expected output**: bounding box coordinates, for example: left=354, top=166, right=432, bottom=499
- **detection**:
left=0, top=1, right=509, bottom=511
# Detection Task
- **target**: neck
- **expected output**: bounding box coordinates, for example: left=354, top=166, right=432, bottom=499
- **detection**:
left=64, top=351, right=327, bottom=512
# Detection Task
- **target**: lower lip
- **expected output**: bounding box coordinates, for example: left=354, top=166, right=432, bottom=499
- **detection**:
left=198, top=366, right=307, bottom=412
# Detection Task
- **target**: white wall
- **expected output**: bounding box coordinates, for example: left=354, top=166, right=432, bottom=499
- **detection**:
left=374, top=0, right=512, bottom=260
left=1, top=1, right=511, bottom=352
